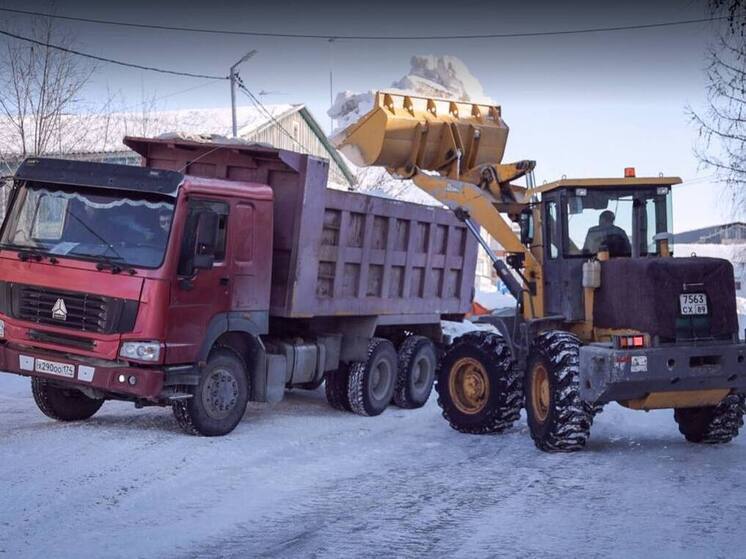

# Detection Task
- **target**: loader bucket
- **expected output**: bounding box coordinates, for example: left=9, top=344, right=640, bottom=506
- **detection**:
left=332, top=91, right=509, bottom=175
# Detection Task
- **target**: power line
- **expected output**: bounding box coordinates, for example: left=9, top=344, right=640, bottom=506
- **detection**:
left=0, top=28, right=228, bottom=80
left=235, top=77, right=312, bottom=153
left=0, top=7, right=727, bottom=41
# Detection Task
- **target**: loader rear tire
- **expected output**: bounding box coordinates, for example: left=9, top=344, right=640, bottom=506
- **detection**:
left=31, top=378, right=103, bottom=421
left=393, top=336, right=436, bottom=409
left=325, top=365, right=352, bottom=412
left=436, top=331, right=522, bottom=435
left=674, top=394, right=745, bottom=444
left=525, top=331, right=594, bottom=452
left=347, top=338, right=398, bottom=417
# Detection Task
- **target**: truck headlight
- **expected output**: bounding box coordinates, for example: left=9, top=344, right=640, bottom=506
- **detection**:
left=119, top=341, right=161, bottom=362
left=0, top=319, right=5, bottom=338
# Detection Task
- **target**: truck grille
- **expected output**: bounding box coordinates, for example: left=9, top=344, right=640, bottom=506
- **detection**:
left=3, top=283, right=138, bottom=335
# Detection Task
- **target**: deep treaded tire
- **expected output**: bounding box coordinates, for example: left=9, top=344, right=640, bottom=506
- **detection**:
left=31, top=378, right=104, bottom=421
left=348, top=338, right=398, bottom=417
left=173, top=348, right=249, bottom=436
left=525, top=331, right=594, bottom=452
left=393, top=336, right=437, bottom=409
left=325, top=365, right=352, bottom=411
left=436, top=331, right=522, bottom=435
left=674, top=394, right=745, bottom=444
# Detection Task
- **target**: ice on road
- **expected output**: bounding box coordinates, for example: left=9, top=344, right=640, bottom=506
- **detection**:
left=1, top=373, right=744, bottom=559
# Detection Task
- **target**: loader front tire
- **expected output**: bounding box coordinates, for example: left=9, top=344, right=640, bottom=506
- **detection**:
left=674, top=393, right=745, bottom=444
left=525, top=331, right=594, bottom=452
left=32, top=378, right=103, bottom=421
left=436, top=331, right=522, bottom=434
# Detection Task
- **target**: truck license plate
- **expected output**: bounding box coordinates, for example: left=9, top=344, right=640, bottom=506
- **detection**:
left=34, top=358, right=75, bottom=378
left=680, top=293, right=708, bottom=316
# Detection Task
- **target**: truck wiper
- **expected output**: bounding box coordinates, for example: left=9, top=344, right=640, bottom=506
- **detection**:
left=0, top=243, right=57, bottom=263
left=92, top=255, right=137, bottom=275
left=65, top=207, right=124, bottom=261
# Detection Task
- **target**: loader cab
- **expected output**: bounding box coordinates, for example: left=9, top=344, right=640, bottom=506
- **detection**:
left=539, top=180, right=675, bottom=321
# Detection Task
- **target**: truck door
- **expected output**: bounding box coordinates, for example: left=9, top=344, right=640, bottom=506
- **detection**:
left=166, top=198, right=231, bottom=364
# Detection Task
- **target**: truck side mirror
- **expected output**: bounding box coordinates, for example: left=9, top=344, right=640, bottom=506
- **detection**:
left=193, top=211, right=218, bottom=270
left=519, top=210, right=534, bottom=245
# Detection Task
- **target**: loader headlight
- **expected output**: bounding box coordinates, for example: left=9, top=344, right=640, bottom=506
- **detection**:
left=120, top=341, right=161, bottom=362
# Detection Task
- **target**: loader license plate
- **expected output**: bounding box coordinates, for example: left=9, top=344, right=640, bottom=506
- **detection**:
left=34, top=358, right=75, bottom=378
left=680, top=293, right=708, bottom=316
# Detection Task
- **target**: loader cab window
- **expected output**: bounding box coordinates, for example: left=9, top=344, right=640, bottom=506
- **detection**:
left=565, top=189, right=633, bottom=258
left=545, top=201, right=560, bottom=259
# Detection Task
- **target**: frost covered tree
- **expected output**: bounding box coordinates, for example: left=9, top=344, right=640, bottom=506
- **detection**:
left=691, top=0, right=746, bottom=217
left=0, top=14, right=94, bottom=167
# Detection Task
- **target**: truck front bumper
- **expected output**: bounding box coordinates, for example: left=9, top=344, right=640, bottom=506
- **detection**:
left=579, top=341, right=746, bottom=404
left=0, top=342, right=166, bottom=401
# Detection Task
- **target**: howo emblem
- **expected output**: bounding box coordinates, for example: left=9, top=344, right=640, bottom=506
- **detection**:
left=52, top=298, right=67, bottom=321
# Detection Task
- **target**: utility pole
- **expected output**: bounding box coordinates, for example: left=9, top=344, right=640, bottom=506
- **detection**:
left=230, top=49, right=257, bottom=138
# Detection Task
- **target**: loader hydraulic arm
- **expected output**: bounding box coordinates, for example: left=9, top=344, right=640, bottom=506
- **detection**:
left=333, top=91, right=544, bottom=318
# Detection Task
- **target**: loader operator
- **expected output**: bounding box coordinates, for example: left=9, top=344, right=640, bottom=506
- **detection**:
left=583, top=210, right=631, bottom=257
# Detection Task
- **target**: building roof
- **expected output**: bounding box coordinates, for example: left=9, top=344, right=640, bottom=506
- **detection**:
left=674, top=222, right=746, bottom=244
left=0, top=104, right=356, bottom=185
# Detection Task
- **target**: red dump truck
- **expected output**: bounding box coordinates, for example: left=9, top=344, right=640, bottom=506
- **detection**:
left=0, top=138, right=477, bottom=435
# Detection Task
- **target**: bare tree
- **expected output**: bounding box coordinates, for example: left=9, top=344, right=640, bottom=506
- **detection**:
left=691, top=1, right=746, bottom=218
left=0, top=14, right=95, bottom=167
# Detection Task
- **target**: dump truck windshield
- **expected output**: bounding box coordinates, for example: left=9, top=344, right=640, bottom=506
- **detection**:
left=1, top=184, right=174, bottom=268
left=565, top=187, right=672, bottom=257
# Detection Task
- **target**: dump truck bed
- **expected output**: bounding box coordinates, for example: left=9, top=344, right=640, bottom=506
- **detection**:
left=124, top=136, right=478, bottom=321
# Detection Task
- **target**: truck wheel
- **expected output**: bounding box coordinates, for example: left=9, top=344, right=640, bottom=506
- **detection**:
left=525, top=331, right=594, bottom=452
left=674, top=394, right=745, bottom=444
left=31, top=378, right=104, bottom=421
left=393, top=336, right=436, bottom=409
left=172, top=348, right=249, bottom=436
left=436, top=331, right=522, bottom=434
left=324, top=365, right=352, bottom=411
left=347, top=338, right=397, bottom=417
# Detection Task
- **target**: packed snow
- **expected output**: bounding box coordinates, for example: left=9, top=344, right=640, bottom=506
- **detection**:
left=1, top=372, right=745, bottom=558
left=327, top=55, right=495, bottom=207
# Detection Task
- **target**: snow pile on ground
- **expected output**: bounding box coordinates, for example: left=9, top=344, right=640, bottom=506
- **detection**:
left=328, top=55, right=492, bottom=206
left=2, top=371, right=745, bottom=558
left=474, top=282, right=517, bottom=311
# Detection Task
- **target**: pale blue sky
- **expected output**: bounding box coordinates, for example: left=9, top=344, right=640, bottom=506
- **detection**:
left=0, top=0, right=735, bottom=231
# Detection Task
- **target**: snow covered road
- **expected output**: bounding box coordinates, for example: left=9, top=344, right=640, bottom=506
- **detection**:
left=1, top=373, right=744, bottom=559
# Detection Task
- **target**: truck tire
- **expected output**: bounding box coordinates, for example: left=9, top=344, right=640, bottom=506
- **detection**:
left=435, top=331, right=522, bottom=434
left=347, top=338, right=398, bottom=417
left=324, top=365, right=352, bottom=411
left=31, top=378, right=104, bottom=421
left=172, top=348, right=249, bottom=436
left=393, top=336, right=436, bottom=409
left=525, top=331, right=594, bottom=452
left=674, top=394, right=745, bottom=444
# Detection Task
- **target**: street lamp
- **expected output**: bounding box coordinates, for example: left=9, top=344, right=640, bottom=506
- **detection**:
left=230, top=49, right=257, bottom=138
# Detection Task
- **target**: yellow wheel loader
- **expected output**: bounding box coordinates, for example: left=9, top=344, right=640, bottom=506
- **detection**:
left=334, top=91, right=746, bottom=452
